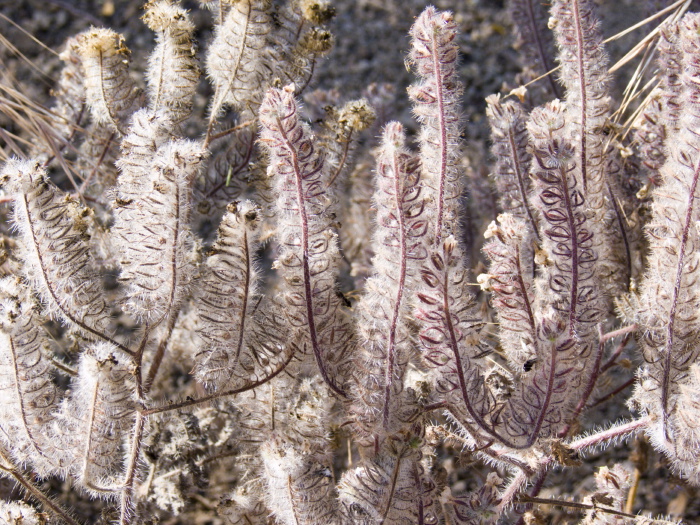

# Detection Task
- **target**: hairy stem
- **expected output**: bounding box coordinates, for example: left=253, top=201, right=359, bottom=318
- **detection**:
left=0, top=447, right=81, bottom=525
left=276, top=115, right=346, bottom=397
left=660, top=159, right=700, bottom=433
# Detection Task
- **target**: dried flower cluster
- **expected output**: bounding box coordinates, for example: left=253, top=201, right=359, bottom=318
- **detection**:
left=0, top=0, right=699, bottom=523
